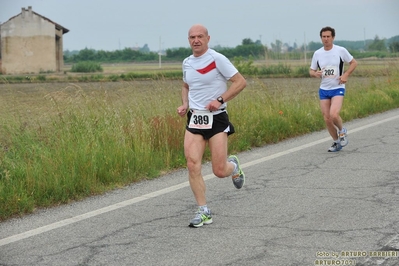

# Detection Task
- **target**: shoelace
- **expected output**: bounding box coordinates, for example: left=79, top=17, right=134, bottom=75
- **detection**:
left=195, top=210, right=207, bottom=217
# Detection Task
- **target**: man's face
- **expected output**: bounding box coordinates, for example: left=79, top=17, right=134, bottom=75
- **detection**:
left=321, top=31, right=334, bottom=48
left=188, top=26, right=210, bottom=57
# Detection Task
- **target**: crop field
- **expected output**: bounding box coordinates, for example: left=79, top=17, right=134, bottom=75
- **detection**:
left=67, top=58, right=398, bottom=74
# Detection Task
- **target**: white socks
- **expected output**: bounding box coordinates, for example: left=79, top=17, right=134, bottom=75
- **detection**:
left=199, top=205, right=209, bottom=213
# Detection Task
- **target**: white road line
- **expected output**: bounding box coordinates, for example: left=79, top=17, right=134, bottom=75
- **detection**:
left=1, top=114, right=398, bottom=247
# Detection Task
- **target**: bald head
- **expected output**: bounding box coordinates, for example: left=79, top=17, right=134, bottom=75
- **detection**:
left=188, top=24, right=208, bottom=37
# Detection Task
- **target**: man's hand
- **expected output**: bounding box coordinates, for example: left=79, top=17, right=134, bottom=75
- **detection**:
left=205, top=100, right=222, bottom=112
left=177, top=105, right=188, bottom=117
left=310, top=69, right=323, bottom=78
left=339, top=73, right=349, bottom=84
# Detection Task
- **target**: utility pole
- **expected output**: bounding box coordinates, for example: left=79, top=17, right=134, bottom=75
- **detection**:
left=304, top=32, right=307, bottom=64
left=158, top=36, right=162, bottom=69
left=364, top=28, right=366, bottom=49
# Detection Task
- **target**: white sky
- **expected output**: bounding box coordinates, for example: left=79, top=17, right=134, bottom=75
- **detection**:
left=1, top=0, right=398, bottom=52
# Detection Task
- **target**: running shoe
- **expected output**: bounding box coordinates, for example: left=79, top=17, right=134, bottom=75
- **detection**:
left=328, top=142, right=342, bottom=152
left=189, top=209, right=212, bottom=228
left=339, top=127, right=348, bottom=147
left=228, top=155, right=245, bottom=189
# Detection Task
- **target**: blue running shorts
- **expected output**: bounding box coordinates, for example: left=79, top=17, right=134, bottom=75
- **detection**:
left=319, top=88, right=345, bottom=100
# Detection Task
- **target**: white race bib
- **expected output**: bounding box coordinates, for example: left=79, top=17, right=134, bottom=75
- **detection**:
left=322, top=66, right=338, bottom=78
left=188, top=110, right=213, bottom=129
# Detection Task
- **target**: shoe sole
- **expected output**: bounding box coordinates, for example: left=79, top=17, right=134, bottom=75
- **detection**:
left=328, top=146, right=342, bottom=152
left=328, top=144, right=342, bottom=152
left=189, top=219, right=213, bottom=228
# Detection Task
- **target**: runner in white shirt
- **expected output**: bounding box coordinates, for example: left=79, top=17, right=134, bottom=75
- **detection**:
left=177, top=24, right=247, bottom=228
left=310, top=26, right=357, bottom=152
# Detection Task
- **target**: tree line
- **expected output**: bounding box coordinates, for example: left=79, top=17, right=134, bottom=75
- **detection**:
left=64, top=35, right=399, bottom=63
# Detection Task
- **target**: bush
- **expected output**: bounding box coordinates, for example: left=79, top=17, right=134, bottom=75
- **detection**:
left=258, top=63, right=291, bottom=75
left=70, top=61, right=103, bottom=73
left=36, top=75, right=46, bottom=81
left=295, top=65, right=310, bottom=77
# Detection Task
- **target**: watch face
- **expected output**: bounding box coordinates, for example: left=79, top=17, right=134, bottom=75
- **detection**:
left=217, top=97, right=223, bottom=103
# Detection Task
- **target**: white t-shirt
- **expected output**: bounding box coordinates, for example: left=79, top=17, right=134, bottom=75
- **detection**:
left=182, top=48, right=238, bottom=110
left=310, top=44, right=354, bottom=90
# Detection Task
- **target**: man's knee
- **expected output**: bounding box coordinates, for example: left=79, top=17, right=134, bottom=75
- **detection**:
left=187, top=158, right=202, bottom=173
left=330, top=112, right=340, bottom=121
left=212, top=163, right=229, bottom=178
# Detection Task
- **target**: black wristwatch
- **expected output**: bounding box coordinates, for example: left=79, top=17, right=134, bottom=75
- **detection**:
left=217, top=96, right=224, bottom=104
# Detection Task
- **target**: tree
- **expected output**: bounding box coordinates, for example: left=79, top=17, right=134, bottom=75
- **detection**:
left=307, top=41, right=322, bottom=51
left=165, top=47, right=192, bottom=60
left=270, top=40, right=282, bottom=53
left=389, top=42, right=399, bottom=53
left=242, top=38, right=255, bottom=45
left=367, top=35, right=387, bottom=51
left=140, top=44, right=150, bottom=53
left=76, top=48, right=97, bottom=61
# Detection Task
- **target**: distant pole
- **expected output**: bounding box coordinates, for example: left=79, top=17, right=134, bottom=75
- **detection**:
left=159, top=36, right=162, bottom=69
left=364, top=28, right=366, bottom=48
left=304, top=32, right=307, bottom=64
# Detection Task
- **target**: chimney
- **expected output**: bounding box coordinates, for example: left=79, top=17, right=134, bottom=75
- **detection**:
left=21, top=7, right=33, bottom=18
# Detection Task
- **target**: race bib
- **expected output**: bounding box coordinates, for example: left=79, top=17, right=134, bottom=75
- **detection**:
left=322, top=66, right=338, bottom=78
left=188, top=110, right=213, bottom=129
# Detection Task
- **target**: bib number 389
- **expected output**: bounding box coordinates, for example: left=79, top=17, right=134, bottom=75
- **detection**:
left=188, top=110, right=213, bottom=129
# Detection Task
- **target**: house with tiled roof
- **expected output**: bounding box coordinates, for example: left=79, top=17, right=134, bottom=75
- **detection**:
left=0, top=6, right=69, bottom=74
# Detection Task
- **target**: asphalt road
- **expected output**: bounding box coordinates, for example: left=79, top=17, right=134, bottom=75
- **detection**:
left=1, top=109, right=399, bottom=266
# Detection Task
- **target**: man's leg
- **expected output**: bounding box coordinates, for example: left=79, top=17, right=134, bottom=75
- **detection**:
left=184, top=130, right=207, bottom=206
left=330, top=96, right=348, bottom=146
left=209, top=132, right=245, bottom=189
left=320, top=99, right=339, bottom=140
left=330, top=96, right=344, bottom=131
left=208, top=132, right=235, bottom=178
left=185, top=131, right=214, bottom=227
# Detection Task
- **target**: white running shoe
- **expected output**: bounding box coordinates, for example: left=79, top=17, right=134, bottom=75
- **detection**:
left=339, top=127, right=348, bottom=147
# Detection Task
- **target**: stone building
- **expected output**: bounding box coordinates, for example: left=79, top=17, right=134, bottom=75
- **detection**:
left=0, top=6, right=69, bottom=74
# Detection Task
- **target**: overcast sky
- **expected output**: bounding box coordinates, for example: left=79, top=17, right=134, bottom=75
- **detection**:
left=1, top=0, right=398, bottom=52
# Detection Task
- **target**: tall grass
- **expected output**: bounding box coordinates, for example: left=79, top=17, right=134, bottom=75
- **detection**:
left=0, top=81, right=185, bottom=219
left=0, top=68, right=398, bottom=220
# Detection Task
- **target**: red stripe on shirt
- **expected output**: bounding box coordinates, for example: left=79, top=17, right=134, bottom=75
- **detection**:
left=196, top=61, right=216, bottom=74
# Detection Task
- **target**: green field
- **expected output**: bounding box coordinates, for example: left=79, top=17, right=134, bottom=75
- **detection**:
left=0, top=59, right=398, bottom=221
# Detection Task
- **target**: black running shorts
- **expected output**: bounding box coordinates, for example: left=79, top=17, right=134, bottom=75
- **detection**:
left=186, top=110, right=235, bottom=140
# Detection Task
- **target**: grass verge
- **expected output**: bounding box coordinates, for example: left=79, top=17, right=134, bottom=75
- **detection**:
left=0, top=69, right=398, bottom=221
